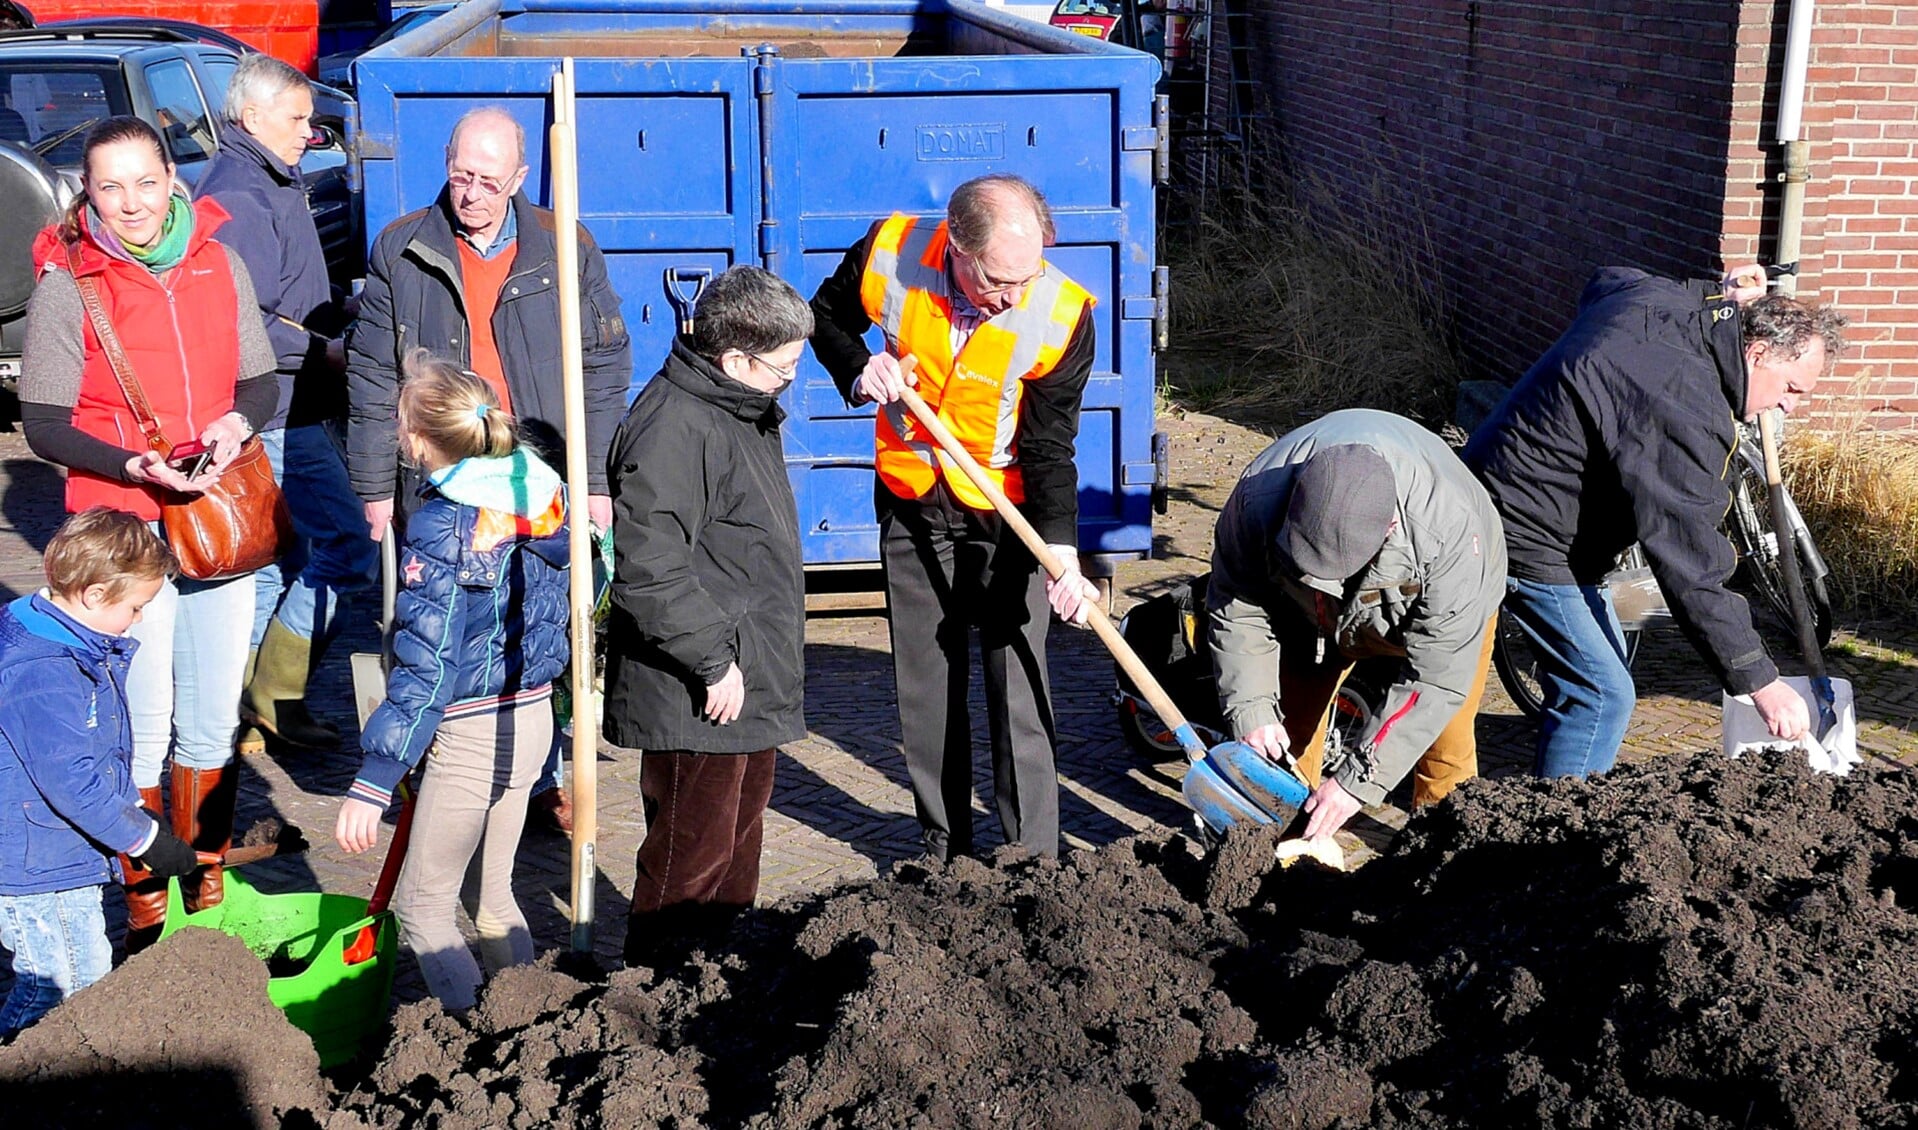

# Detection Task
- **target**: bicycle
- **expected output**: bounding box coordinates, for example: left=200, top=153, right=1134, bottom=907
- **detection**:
left=1110, top=572, right=1388, bottom=761
left=1492, top=419, right=1832, bottom=717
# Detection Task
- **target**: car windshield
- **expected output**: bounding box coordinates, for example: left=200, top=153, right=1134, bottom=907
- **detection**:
left=370, top=9, right=440, bottom=49
left=0, top=64, right=131, bottom=165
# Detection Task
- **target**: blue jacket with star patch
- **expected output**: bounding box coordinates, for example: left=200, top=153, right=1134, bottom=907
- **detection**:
left=0, top=594, right=157, bottom=896
left=350, top=451, right=571, bottom=807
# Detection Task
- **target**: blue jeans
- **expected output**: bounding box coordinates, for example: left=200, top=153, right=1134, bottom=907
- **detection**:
left=1503, top=577, right=1636, bottom=779
left=251, top=423, right=379, bottom=647
left=126, top=563, right=255, bottom=786
left=0, top=885, right=112, bottom=1035
left=535, top=733, right=564, bottom=797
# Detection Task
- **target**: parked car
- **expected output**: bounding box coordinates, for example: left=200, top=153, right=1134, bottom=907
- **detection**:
left=317, top=2, right=454, bottom=92
left=0, top=23, right=361, bottom=398
left=39, top=15, right=265, bottom=56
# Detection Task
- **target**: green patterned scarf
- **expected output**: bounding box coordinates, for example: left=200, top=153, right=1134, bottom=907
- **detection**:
left=103, top=194, right=194, bottom=272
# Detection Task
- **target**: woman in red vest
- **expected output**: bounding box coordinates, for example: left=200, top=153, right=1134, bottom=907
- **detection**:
left=19, top=117, right=279, bottom=953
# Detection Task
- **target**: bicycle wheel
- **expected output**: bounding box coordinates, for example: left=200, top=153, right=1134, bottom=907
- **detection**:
left=1115, top=692, right=1190, bottom=761
left=1492, top=602, right=1642, bottom=720
left=1728, top=443, right=1833, bottom=648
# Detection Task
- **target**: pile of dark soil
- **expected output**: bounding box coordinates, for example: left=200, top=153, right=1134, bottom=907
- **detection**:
left=16, top=750, right=1918, bottom=1129
left=0, top=928, right=325, bottom=1127
left=316, top=749, right=1918, bottom=1129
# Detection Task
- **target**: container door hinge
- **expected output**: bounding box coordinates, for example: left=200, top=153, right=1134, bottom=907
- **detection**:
left=759, top=220, right=779, bottom=259
left=1121, top=264, right=1171, bottom=352
left=1153, top=265, right=1170, bottom=351
left=1123, top=96, right=1171, bottom=186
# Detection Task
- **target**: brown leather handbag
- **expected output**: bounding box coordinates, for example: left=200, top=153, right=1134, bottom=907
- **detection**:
left=70, top=253, right=293, bottom=581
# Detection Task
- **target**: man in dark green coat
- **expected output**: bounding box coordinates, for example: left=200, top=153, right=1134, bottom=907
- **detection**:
left=603, top=266, right=811, bottom=965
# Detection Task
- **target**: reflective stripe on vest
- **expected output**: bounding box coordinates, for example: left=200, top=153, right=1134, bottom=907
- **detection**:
left=858, top=213, right=1093, bottom=510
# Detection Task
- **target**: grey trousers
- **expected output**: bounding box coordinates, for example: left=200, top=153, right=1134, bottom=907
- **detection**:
left=391, top=693, right=552, bottom=1010
left=879, top=482, right=1060, bottom=860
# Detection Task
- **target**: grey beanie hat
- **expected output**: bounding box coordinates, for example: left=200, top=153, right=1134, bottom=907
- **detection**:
left=1278, top=445, right=1397, bottom=594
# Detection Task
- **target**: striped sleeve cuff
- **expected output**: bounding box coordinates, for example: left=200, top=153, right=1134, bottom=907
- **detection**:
left=128, top=817, right=160, bottom=857
left=349, top=778, right=395, bottom=808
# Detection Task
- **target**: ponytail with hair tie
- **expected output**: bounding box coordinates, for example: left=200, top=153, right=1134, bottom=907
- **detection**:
left=399, top=348, right=519, bottom=462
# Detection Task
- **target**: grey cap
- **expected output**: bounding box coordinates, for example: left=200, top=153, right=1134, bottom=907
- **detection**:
left=1278, top=445, right=1396, bottom=594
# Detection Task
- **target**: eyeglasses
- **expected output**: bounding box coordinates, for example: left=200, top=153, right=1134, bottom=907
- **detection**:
left=747, top=352, right=799, bottom=382
left=955, top=248, right=1042, bottom=297
left=447, top=168, right=513, bottom=197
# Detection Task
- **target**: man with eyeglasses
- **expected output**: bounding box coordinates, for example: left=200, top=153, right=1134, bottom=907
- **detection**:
left=1463, top=267, right=1847, bottom=780
left=346, top=106, right=631, bottom=833
left=808, top=173, right=1100, bottom=862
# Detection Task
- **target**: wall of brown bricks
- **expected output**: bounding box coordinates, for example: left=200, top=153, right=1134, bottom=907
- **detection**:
left=1236, top=0, right=1917, bottom=427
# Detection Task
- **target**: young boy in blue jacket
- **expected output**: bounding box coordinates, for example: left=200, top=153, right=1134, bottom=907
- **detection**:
left=0, top=508, right=202, bottom=1034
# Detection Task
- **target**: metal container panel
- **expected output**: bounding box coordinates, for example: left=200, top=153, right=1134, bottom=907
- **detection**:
left=355, top=0, right=1159, bottom=566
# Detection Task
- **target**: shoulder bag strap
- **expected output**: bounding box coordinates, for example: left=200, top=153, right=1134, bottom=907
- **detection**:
left=65, top=243, right=169, bottom=454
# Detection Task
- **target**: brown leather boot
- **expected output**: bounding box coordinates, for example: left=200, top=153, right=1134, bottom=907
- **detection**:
left=118, top=784, right=170, bottom=955
left=171, top=763, right=237, bottom=913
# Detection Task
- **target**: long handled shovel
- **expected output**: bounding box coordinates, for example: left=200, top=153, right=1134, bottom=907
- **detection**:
left=552, top=58, right=600, bottom=954
left=343, top=532, right=418, bottom=965
left=1755, top=409, right=1853, bottom=769
left=349, top=536, right=399, bottom=729
left=891, top=366, right=1309, bottom=837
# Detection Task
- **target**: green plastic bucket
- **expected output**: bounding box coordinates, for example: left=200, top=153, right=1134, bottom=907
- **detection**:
left=158, top=870, right=398, bottom=1068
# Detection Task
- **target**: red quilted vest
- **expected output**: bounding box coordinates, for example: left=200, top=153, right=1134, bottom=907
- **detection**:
left=30, top=198, right=244, bottom=520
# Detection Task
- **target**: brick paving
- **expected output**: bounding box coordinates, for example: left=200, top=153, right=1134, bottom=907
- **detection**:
left=1, top=418, right=1914, bottom=1007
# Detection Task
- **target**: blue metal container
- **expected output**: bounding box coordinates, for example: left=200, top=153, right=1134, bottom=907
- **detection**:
left=353, top=0, right=1164, bottom=568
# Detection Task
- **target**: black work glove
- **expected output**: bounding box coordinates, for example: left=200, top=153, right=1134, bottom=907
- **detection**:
left=134, top=829, right=200, bottom=879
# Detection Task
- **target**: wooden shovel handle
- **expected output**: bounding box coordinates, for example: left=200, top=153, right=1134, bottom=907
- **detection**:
left=893, top=370, right=1209, bottom=760
left=196, top=842, right=305, bottom=868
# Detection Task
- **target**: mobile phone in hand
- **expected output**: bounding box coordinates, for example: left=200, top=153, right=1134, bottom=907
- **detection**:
left=167, top=440, right=213, bottom=478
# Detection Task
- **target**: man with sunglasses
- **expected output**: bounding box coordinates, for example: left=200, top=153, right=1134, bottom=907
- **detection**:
left=809, top=174, right=1100, bottom=862
left=1209, top=410, right=1507, bottom=841
left=347, top=106, right=631, bottom=832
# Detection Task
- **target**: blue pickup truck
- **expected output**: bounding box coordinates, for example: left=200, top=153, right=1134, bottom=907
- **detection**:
left=356, top=0, right=1165, bottom=571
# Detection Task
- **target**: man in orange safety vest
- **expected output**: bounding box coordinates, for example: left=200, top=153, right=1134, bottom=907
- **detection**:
left=809, top=174, right=1100, bottom=861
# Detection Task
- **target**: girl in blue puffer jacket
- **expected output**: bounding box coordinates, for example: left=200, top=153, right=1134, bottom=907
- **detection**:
left=334, top=349, right=570, bottom=1011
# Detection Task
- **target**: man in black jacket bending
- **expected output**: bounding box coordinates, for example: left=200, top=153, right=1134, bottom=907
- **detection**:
left=1464, top=266, right=1846, bottom=779
left=605, top=266, right=810, bottom=965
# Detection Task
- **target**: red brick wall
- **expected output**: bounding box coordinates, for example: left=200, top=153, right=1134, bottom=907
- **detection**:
left=1243, top=0, right=1917, bottom=427
left=1720, top=2, right=1918, bottom=428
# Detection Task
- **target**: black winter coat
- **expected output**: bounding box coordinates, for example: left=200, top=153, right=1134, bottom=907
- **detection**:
left=602, top=339, right=805, bottom=753
left=346, top=190, right=631, bottom=501
left=196, top=128, right=343, bottom=427
left=1462, top=267, right=1775, bottom=696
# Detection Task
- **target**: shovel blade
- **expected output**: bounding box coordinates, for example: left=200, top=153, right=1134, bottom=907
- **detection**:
left=1722, top=674, right=1860, bottom=775
left=1182, top=741, right=1311, bottom=837
left=351, top=652, right=387, bottom=731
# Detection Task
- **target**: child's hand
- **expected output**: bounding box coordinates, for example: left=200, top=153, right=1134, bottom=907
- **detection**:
left=336, top=798, right=386, bottom=854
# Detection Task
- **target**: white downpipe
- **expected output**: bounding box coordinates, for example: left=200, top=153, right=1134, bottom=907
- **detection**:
left=1776, top=0, right=1815, bottom=143
left=1774, top=0, right=1815, bottom=296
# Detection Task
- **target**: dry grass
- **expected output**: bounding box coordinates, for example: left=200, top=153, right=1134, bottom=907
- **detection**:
left=1159, top=163, right=1465, bottom=433
left=1784, top=424, right=1918, bottom=619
